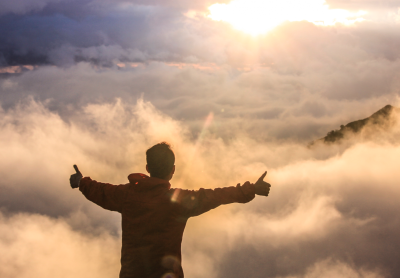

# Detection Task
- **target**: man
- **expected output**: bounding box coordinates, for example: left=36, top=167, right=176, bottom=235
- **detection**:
left=70, top=142, right=271, bottom=278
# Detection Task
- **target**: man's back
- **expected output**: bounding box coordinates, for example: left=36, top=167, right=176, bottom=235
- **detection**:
left=120, top=173, right=186, bottom=278
left=79, top=173, right=256, bottom=278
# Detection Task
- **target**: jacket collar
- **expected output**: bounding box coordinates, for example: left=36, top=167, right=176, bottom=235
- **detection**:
left=128, top=173, right=171, bottom=191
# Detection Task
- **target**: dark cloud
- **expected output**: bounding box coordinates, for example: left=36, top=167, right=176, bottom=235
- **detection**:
left=0, top=0, right=63, bottom=16
left=0, top=0, right=228, bottom=17
left=0, top=4, right=231, bottom=67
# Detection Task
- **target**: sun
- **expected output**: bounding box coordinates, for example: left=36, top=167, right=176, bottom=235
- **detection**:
left=208, top=0, right=367, bottom=35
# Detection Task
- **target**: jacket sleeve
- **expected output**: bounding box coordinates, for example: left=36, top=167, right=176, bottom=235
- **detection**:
left=174, top=182, right=255, bottom=218
left=79, top=177, right=126, bottom=213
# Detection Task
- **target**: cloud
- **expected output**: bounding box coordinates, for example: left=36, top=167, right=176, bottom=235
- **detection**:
left=0, top=211, right=120, bottom=278
left=326, top=0, right=400, bottom=11
left=1, top=0, right=400, bottom=68
left=290, top=259, right=384, bottom=278
left=0, top=5, right=228, bottom=67
left=0, top=0, right=63, bottom=16
left=0, top=0, right=229, bottom=17
left=1, top=99, right=400, bottom=277
left=2, top=16, right=400, bottom=124
left=2, top=58, right=400, bottom=143
left=214, top=141, right=400, bottom=277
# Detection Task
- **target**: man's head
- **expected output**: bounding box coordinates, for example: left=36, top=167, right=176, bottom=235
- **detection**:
left=146, top=142, right=175, bottom=180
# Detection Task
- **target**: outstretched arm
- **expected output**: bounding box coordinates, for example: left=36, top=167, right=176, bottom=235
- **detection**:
left=69, top=165, right=126, bottom=212
left=177, top=171, right=271, bottom=218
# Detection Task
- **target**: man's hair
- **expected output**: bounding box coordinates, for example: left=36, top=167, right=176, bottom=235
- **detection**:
left=146, top=142, right=175, bottom=179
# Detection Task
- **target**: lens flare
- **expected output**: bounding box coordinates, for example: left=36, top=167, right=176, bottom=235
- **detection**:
left=208, top=0, right=367, bottom=35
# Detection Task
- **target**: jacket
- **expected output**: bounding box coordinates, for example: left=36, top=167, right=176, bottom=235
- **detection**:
left=79, top=173, right=255, bottom=278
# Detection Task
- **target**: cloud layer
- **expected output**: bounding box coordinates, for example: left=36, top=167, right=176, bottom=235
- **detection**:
left=0, top=211, right=120, bottom=278
left=1, top=99, right=400, bottom=277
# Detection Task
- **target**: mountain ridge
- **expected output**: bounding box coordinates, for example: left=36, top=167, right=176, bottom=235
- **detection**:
left=315, top=105, right=399, bottom=144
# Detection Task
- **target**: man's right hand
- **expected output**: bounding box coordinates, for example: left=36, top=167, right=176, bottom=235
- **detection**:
left=254, top=171, right=271, bottom=196
left=70, top=165, right=83, bottom=189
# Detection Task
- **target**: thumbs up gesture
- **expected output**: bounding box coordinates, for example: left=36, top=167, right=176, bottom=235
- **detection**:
left=70, top=165, right=83, bottom=189
left=254, top=171, right=271, bottom=196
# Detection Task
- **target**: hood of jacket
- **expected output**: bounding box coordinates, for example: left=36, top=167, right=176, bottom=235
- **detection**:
left=128, top=173, right=171, bottom=192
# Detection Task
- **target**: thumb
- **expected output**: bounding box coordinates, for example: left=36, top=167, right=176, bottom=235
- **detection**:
left=73, top=165, right=81, bottom=175
left=257, top=171, right=267, bottom=182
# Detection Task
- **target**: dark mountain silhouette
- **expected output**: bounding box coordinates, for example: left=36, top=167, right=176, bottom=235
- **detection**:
left=316, top=105, right=399, bottom=144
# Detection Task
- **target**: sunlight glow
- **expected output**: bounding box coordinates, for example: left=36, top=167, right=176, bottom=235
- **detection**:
left=208, top=0, right=367, bottom=35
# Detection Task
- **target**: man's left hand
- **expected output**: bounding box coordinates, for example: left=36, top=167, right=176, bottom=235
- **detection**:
left=70, top=165, right=83, bottom=189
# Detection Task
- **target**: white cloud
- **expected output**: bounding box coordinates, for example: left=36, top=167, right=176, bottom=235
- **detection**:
left=1, top=99, right=400, bottom=277
left=0, top=211, right=120, bottom=278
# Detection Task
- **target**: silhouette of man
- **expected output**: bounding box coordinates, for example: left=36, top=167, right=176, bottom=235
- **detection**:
left=70, top=142, right=271, bottom=278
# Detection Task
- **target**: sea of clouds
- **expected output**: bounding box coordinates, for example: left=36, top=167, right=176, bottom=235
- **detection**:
left=1, top=96, right=400, bottom=278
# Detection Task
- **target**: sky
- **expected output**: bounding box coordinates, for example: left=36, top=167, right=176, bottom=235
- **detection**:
left=1, top=0, right=400, bottom=277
